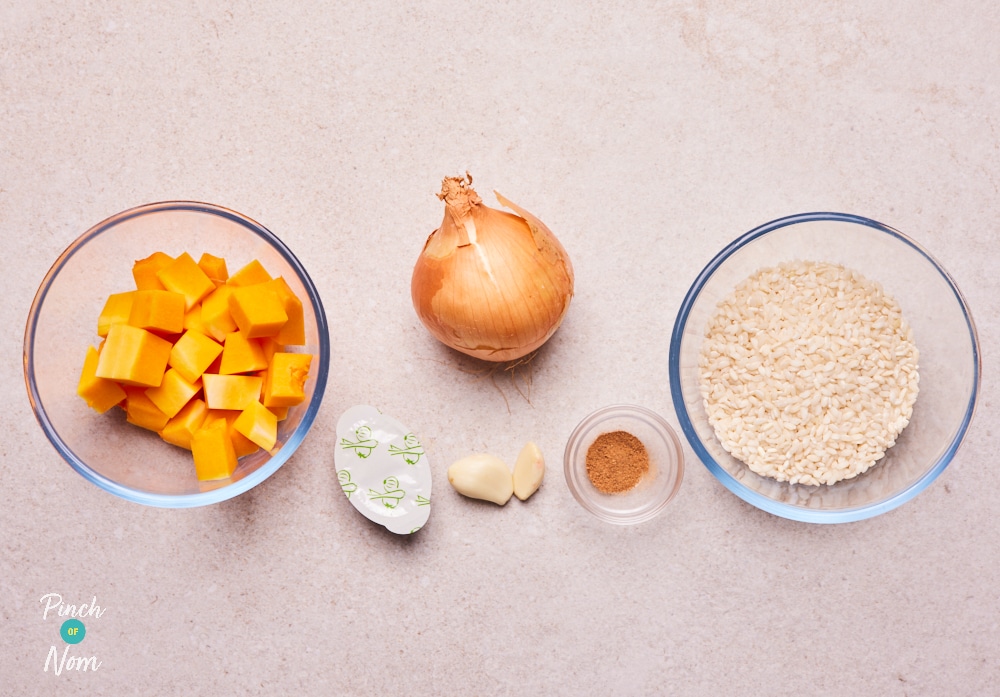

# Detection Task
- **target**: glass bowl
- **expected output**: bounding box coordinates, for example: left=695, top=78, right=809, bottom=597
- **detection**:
left=24, top=201, right=330, bottom=507
left=669, top=212, right=980, bottom=523
left=564, top=404, right=685, bottom=525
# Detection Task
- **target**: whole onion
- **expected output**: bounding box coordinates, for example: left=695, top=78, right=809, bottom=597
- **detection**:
left=411, top=174, right=574, bottom=362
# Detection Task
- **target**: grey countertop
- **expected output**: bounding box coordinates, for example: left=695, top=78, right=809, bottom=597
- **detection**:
left=3, top=2, right=998, bottom=695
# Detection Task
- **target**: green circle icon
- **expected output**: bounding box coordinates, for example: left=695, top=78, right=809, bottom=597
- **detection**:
left=60, top=619, right=86, bottom=644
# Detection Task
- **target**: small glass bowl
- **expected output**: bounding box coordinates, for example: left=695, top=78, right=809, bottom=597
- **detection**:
left=24, top=201, right=330, bottom=508
left=564, top=404, right=684, bottom=525
left=669, top=212, right=980, bottom=523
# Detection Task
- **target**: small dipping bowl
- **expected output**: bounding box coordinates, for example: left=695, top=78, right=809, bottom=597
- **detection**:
left=564, top=404, right=684, bottom=525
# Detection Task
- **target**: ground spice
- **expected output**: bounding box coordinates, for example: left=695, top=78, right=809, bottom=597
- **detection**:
left=585, top=430, right=650, bottom=493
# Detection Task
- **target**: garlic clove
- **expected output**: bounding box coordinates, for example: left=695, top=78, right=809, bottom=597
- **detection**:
left=447, top=453, right=514, bottom=505
left=512, top=441, right=545, bottom=501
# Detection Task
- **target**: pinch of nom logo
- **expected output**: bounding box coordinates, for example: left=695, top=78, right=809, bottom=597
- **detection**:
left=40, top=593, right=106, bottom=675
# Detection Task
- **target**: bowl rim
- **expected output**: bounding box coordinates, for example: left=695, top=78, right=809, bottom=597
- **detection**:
left=668, top=212, right=982, bottom=524
left=563, top=403, right=685, bottom=525
left=23, top=200, right=331, bottom=508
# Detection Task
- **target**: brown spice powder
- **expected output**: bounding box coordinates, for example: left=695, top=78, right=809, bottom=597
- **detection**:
left=585, top=430, right=650, bottom=493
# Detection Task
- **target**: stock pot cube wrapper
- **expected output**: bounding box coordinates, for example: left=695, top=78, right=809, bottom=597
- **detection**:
left=335, top=405, right=432, bottom=535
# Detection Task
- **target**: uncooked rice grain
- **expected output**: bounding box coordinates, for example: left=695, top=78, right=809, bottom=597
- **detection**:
left=698, top=260, right=919, bottom=486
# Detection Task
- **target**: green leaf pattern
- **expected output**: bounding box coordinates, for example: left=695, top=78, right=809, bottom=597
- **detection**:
left=388, top=433, right=424, bottom=465
left=368, top=476, right=406, bottom=509
left=335, top=406, right=432, bottom=535
left=338, top=469, right=358, bottom=498
left=340, top=424, right=378, bottom=458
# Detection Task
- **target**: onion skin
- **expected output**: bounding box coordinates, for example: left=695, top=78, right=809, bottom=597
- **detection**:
left=411, top=175, right=574, bottom=362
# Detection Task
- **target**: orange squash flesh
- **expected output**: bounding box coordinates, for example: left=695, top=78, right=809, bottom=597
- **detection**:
left=80, top=251, right=314, bottom=482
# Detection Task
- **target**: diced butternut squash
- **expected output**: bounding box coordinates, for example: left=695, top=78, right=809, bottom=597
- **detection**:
left=227, top=259, right=272, bottom=287
left=97, top=292, right=135, bottom=338
left=262, top=352, right=312, bottom=408
left=169, top=330, right=223, bottom=383
left=228, top=283, right=287, bottom=338
left=183, top=304, right=211, bottom=335
left=77, top=346, right=127, bottom=413
left=233, top=400, right=277, bottom=451
left=157, top=252, right=215, bottom=311
left=128, top=289, right=186, bottom=334
left=145, top=368, right=200, bottom=418
left=205, top=352, right=223, bottom=375
left=231, top=430, right=261, bottom=457
left=197, top=253, right=229, bottom=285
left=266, top=277, right=306, bottom=345
left=132, top=252, right=173, bottom=291
left=204, top=410, right=260, bottom=457
left=159, top=398, right=208, bottom=450
left=192, top=419, right=238, bottom=481
left=123, top=386, right=170, bottom=432
left=95, top=323, right=172, bottom=387
left=258, top=337, right=283, bottom=364
left=200, top=285, right=237, bottom=341
left=82, top=250, right=315, bottom=480
left=202, top=374, right=263, bottom=411
left=219, top=331, right=267, bottom=375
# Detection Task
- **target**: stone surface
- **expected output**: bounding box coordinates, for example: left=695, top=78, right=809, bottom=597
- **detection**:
left=2, top=1, right=998, bottom=694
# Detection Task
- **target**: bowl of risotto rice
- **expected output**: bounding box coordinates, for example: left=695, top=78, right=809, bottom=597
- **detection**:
left=669, top=213, right=980, bottom=523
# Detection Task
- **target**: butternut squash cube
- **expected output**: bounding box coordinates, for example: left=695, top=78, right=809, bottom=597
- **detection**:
left=183, top=304, right=211, bottom=335
left=266, top=277, right=306, bottom=345
left=197, top=252, right=229, bottom=285
left=132, top=252, right=173, bottom=291
left=259, top=337, right=283, bottom=365
left=223, top=331, right=269, bottom=375
left=233, top=400, right=277, bottom=451
left=169, top=330, right=223, bottom=383
left=219, top=330, right=268, bottom=374
left=97, top=292, right=135, bottom=338
left=227, top=259, right=272, bottom=287
left=128, top=289, right=186, bottom=334
left=228, top=283, right=287, bottom=338
left=77, top=346, right=127, bottom=413
left=200, top=285, right=237, bottom=342
left=252, top=371, right=284, bottom=421
left=201, top=409, right=229, bottom=427
left=192, top=419, right=238, bottom=481
left=262, top=352, right=312, bottom=408
left=145, top=368, right=200, bottom=419
left=156, top=252, right=215, bottom=311
left=202, top=374, right=263, bottom=411
left=95, top=323, right=172, bottom=387
left=232, top=430, right=260, bottom=457
left=205, top=352, right=223, bottom=375
left=123, top=386, right=170, bottom=432
left=204, top=409, right=260, bottom=457
left=159, top=398, right=208, bottom=450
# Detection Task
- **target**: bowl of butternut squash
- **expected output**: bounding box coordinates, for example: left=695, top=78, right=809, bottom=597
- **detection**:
left=24, top=201, right=330, bottom=507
